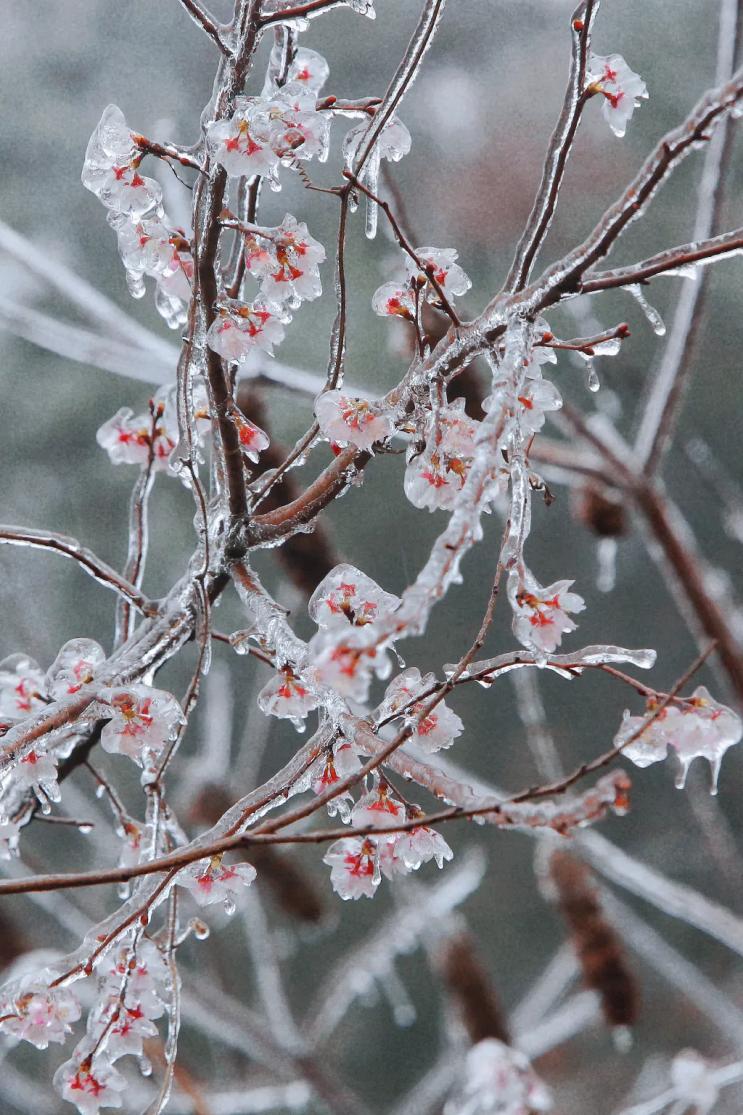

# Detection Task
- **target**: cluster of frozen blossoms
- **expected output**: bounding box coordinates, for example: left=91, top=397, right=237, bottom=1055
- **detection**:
left=614, top=685, right=743, bottom=792
left=444, top=1038, right=552, bottom=1115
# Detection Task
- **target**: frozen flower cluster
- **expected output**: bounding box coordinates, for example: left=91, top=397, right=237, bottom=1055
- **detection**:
left=96, top=381, right=212, bottom=471
left=206, top=299, right=289, bottom=362
left=485, top=338, right=562, bottom=435
left=0, top=970, right=81, bottom=1050
left=405, top=399, right=483, bottom=513
left=243, top=214, right=325, bottom=310
left=614, top=686, right=742, bottom=792
left=443, top=1038, right=552, bottom=1115
left=99, top=683, right=185, bottom=778
left=380, top=667, right=463, bottom=753
left=373, top=245, right=471, bottom=322
left=588, top=53, right=648, bottom=138
left=82, top=106, right=193, bottom=327
left=323, top=786, right=453, bottom=900
left=510, top=571, right=586, bottom=656
left=315, top=390, right=394, bottom=452
left=51, top=937, right=170, bottom=1113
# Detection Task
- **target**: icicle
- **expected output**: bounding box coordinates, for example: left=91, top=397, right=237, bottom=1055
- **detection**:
left=364, top=150, right=381, bottom=239
left=627, top=284, right=666, bottom=335
left=584, top=358, right=600, bottom=392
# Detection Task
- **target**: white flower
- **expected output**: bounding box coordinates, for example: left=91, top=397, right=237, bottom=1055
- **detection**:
left=308, top=563, right=400, bottom=630
left=103, top=938, right=167, bottom=1018
left=100, top=684, right=184, bottom=767
left=382, top=667, right=463, bottom=753
left=0, top=972, right=81, bottom=1049
left=15, top=748, right=60, bottom=802
left=0, top=654, right=47, bottom=720
left=257, top=666, right=320, bottom=725
left=315, top=391, right=394, bottom=451
left=82, top=105, right=162, bottom=218
left=264, top=47, right=330, bottom=96
left=614, top=686, right=742, bottom=792
left=96, top=404, right=177, bottom=471
left=178, top=857, right=256, bottom=907
left=344, top=114, right=411, bottom=170
left=510, top=572, right=585, bottom=654
left=351, top=785, right=405, bottom=830
left=206, top=302, right=288, bottom=361
left=323, top=836, right=379, bottom=900
left=309, top=628, right=393, bottom=704
left=404, top=402, right=481, bottom=513
left=371, top=281, right=417, bottom=320
left=405, top=246, right=471, bottom=302
left=394, top=824, right=453, bottom=870
left=589, top=53, right=648, bottom=138
left=46, top=639, right=105, bottom=700
left=312, top=740, right=363, bottom=795
left=245, top=214, right=325, bottom=308
left=232, top=412, right=270, bottom=463
left=206, top=98, right=279, bottom=180
left=444, top=1038, right=552, bottom=1115
left=55, top=1055, right=127, bottom=1115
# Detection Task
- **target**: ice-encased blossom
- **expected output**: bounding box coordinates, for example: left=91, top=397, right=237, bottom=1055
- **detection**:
left=55, top=1056, right=127, bottom=1115
left=177, top=857, right=256, bottom=907
left=444, top=1039, right=552, bottom=1115
left=511, top=572, right=585, bottom=654
left=323, top=836, right=379, bottom=900
left=393, top=823, right=453, bottom=870
left=309, top=629, right=393, bottom=704
left=105, top=1002, right=160, bottom=1060
left=244, top=214, right=325, bottom=308
left=110, top=213, right=193, bottom=306
left=0, top=973, right=81, bottom=1049
left=96, top=404, right=177, bottom=471
left=103, top=938, right=167, bottom=1017
left=406, top=246, right=471, bottom=302
left=206, top=97, right=279, bottom=180
left=82, top=105, right=162, bottom=218
left=266, top=87, right=332, bottom=163
left=404, top=400, right=482, bottom=513
left=371, top=281, right=417, bottom=320
left=100, top=684, right=184, bottom=766
left=265, top=47, right=330, bottom=95
left=46, top=639, right=105, bottom=700
left=670, top=1050, right=720, bottom=1114
left=229, top=409, right=270, bottom=463
left=315, top=391, right=394, bottom=451
left=0, top=654, right=46, bottom=720
left=351, top=785, right=405, bottom=830
left=206, top=302, right=288, bottom=361
left=344, top=114, right=411, bottom=171
left=588, top=53, right=648, bottom=138
left=614, top=686, right=743, bottom=792
left=257, top=666, right=320, bottom=724
left=382, top=668, right=463, bottom=752
left=309, top=563, right=400, bottom=630
left=312, top=739, right=363, bottom=795
left=15, top=748, right=60, bottom=803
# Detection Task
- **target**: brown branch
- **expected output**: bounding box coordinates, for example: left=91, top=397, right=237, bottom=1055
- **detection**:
left=132, top=135, right=203, bottom=171
left=177, top=0, right=231, bottom=55
left=504, top=0, right=598, bottom=293
left=259, top=0, right=346, bottom=25
left=580, top=228, right=743, bottom=293
left=0, top=526, right=156, bottom=616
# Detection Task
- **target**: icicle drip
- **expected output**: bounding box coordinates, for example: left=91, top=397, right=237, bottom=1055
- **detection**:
left=584, top=358, right=600, bottom=392
left=596, top=538, right=618, bottom=593
left=627, top=284, right=666, bottom=335
left=364, top=150, right=381, bottom=239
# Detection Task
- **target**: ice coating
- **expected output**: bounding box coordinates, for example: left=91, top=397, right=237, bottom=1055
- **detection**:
left=308, top=563, right=400, bottom=631
left=443, top=1038, right=552, bottom=1115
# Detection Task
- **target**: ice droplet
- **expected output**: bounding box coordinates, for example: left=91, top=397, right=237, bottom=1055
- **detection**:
left=585, top=359, right=600, bottom=393
left=78, top=824, right=94, bottom=835
left=224, top=897, right=236, bottom=916
left=138, top=1055, right=153, bottom=1078
left=627, top=284, right=666, bottom=335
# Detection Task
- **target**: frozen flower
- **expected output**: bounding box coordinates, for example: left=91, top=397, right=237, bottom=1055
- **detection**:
left=0, top=818, right=20, bottom=860
left=444, top=1038, right=552, bottom=1115
left=405, top=246, right=471, bottom=303
left=100, top=684, right=184, bottom=766
left=82, top=105, right=162, bottom=218
left=15, top=748, right=60, bottom=803
left=394, top=821, right=453, bottom=870
left=344, top=114, right=411, bottom=171
left=116, top=819, right=145, bottom=870
left=382, top=668, right=463, bottom=752
left=614, top=686, right=742, bottom=792
left=312, top=739, right=363, bottom=795
left=404, top=402, right=483, bottom=513
left=267, top=87, right=331, bottom=163
left=315, top=391, right=394, bottom=451
left=177, top=856, right=256, bottom=907
left=309, top=628, right=393, bottom=704
left=96, top=404, right=177, bottom=471
left=0, top=654, right=47, bottom=720
left=511, top=572, right=585, bottom=654
left=55, top=1055, right=127, bottom=1115
left=206, top=301, right=288, bottom=361
left=309, top=563, right=400, bottom=630
left=588, top=53, right=648, bottom=138
left=283, top=48, right=329, bottom=93
left=230, top=410, right=270, bottom=463
left=670, top=1050, right=719, bottom=1114
left=0, top=973, right=81, bottom=1049
left=206, top=98, right=279, bottom=180
left=258, top=666, right=320, bottom=724
left=351, top=784, right=405, bottom=830
left=245, top=214, right=325, bottom=307
left=372, top=281, right=417, bottom=320
left=46, top=639, right=105, bottom=700
left=105, top=1002, right=160, bottom=1060
left=103, top=938, right=167, bottom=1017
left=323, top=836, right=379, bottom=900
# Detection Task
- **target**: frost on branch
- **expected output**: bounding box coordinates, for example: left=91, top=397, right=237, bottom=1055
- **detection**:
left=443, top=1039, right=551, bottom=1115
left=614, top=685, right=743, bottom=792
left=588, top=53, right=648, bottom=138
